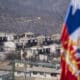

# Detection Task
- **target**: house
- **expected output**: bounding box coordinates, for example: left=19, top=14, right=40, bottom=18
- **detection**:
left=3, top=41, right=16, bottom=51
left=0, top=71, right=11, bottom=80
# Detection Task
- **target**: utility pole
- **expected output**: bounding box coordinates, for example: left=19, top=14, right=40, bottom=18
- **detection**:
left=21, top=43, right=27, bottom=80
left=24, top=60, right=27, bottom=80
left=11, top=60, right=15, bottom=80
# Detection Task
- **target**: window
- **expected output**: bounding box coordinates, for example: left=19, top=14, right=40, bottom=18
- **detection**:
left=39, top=72, right=44, bottom=75
left=33, top=72, right=37, bottom=75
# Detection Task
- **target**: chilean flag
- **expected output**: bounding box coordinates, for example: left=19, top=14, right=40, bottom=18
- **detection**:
left=60, top=0, right=80, bottom=80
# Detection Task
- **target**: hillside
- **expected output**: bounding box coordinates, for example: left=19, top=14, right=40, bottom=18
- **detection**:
left=0, top=0, right=69, bottom=35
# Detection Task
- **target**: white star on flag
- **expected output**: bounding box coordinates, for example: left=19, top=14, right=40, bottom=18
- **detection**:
left=71, top=0, right=80, bottom=15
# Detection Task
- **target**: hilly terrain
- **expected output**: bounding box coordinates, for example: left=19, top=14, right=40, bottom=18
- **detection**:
left=0, top=0, right=69, bottom=35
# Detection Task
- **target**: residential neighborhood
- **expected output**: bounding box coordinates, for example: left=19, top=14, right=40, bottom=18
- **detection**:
left=0, top=32, right=60, bottom=80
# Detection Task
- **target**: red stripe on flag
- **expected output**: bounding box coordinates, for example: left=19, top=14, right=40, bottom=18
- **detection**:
left=61, top=24, right=69, bottom=49
left=60, top=24, right=77, bottom=80
left=60, top=54, right=77, bottom=80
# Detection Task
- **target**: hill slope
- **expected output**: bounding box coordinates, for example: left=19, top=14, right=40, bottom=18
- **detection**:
left=0, top=0, right=69, bottom=35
